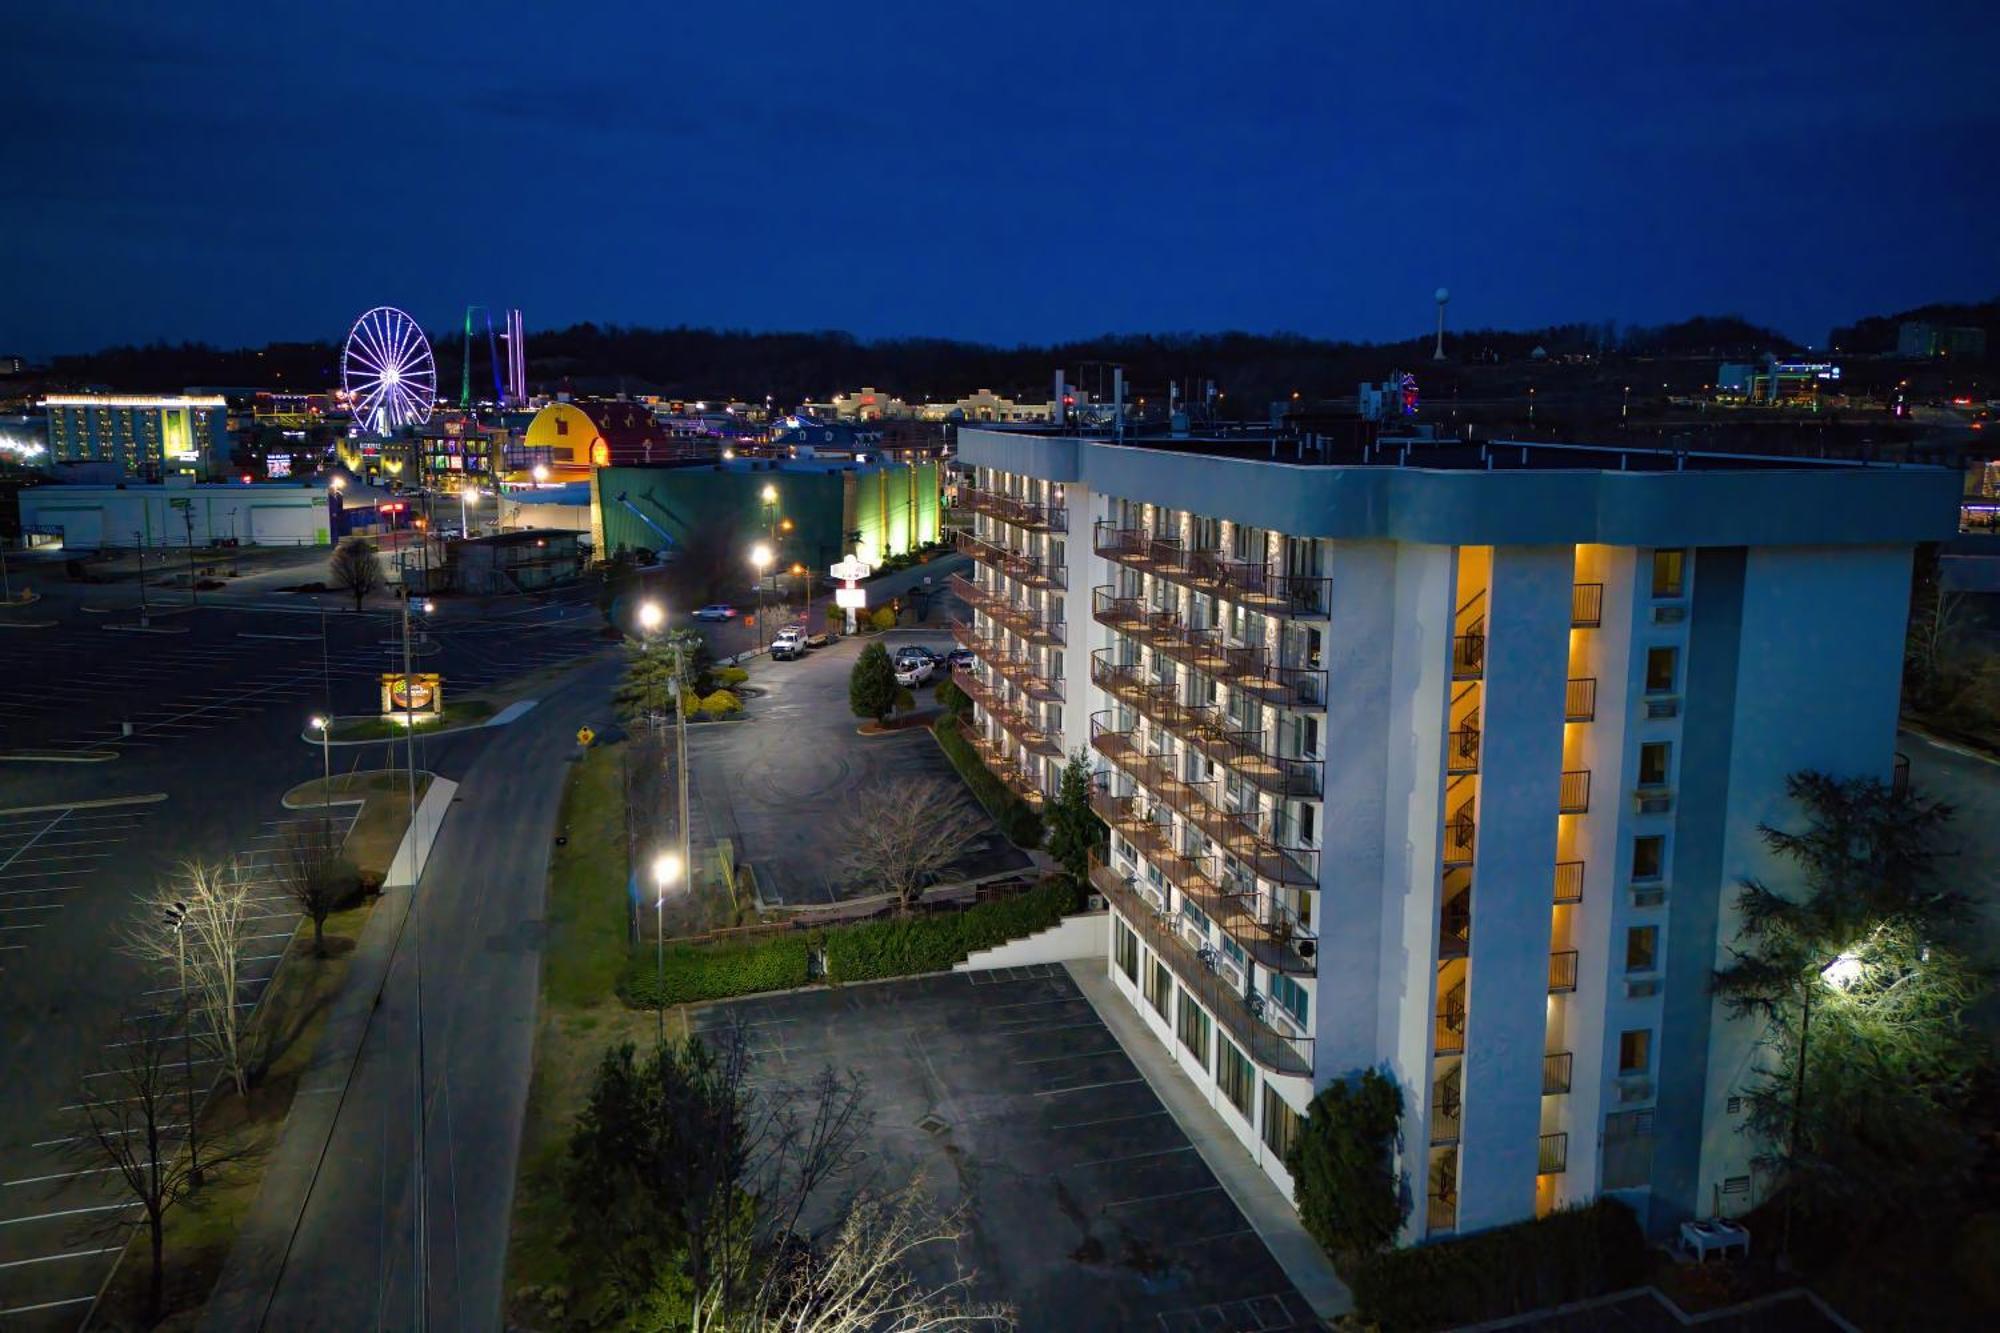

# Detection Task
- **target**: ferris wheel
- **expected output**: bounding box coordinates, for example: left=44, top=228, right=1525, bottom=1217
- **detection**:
left=341, top=306, right=436, bottom=433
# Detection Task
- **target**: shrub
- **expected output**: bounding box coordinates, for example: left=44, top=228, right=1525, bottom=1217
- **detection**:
left=869, top=606, right=897, bottom=632
left=931, top=717, right=1043, bottom=848
left=714, top=665, right=749, bottom=688
left=698, top=689, right=742, bottom=718
left=934, top=677, right=971, bottom=720
left=1350, top=1199, right=1646, bottom=1332
left=1288, top=1070, right=1406, bottom=1261
left=824, top=880, right=1078, bottom=981
left=617, top=934, right=812, bottom=1007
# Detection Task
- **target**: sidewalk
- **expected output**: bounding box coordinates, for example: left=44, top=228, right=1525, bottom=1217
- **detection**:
left=1063, top=958, right=1353, bottom=1322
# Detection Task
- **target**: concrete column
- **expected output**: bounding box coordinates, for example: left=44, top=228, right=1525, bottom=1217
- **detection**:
left=1458, top=545, right=1572, bottom=1232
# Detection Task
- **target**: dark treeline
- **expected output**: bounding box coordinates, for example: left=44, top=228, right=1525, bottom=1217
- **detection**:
left=1829, top=297, right=2000, bottom=355
left=44, top=314, right=1805, bottom=409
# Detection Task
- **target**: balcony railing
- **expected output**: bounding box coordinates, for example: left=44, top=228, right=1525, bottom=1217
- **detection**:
left=1559, top=769, right=1592, bottom=814
left=1539, top=1132, right=1569, bottom=1175
left=1553, top=859, right=1584, bottom=905
left=1092, top=856, right=1314, bottom=1075
left=954, top=668, right=1061, bottom=758
left=951, top=621, right=1061, bottom=701
left=953, top=528, right=1064, bottom=590
left=1439, top=876, right=1471, bottom=959
left=1427, top=1192, right=1458, bottom=1233
left=958, top=720, right=1046, bottom=808
left=1090, top=716, right=1320, bottom=889
left=1548, top=950, right=1579, bottom=993
left=957, top=482, right=1066, bottom=533
left=1092, top=521, right=1331, bottom=619
left=1543, top=1051, right=1574, bottom=1095
left=1443, top=803, right=1476, bottom=867
left=1572, top=583, right=1603, bottom=628
left=1565, top=676, right=1598, bottom=722
left=1091, top=587, right=1326, bottom=711
left=1452, top=629, right=1486, bottom=680
left=1435, top=1003, right=1466, bottom=1055
left=1092, top=787, right=1318, bottom=975
left=1431, top=1081, right=1463, bottom=1145
left=1091, top=651, right=1322, bottom=799
left=1446, top=726, right=1481, bottom=776
left=951, top=573, right=1064, bottom=647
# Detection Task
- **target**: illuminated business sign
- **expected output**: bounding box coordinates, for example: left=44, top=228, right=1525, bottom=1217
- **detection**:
left=379, top=672, right=444, bottom=721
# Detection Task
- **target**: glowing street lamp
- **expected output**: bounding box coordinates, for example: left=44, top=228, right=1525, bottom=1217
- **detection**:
left=310, top=715, right=332, bottom=810
left=531, top=463, right=549, bottom=484
left=750, top=544, right=773, bottom=650
left=1784, top=947, right=1869, bottom=1260
left=638, top=600, right=664, bottom=634
left=651, top=850, right=683, bottom=1039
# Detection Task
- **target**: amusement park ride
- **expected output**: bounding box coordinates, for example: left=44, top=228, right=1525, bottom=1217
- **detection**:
left=339, top=304, right=528, bottom=434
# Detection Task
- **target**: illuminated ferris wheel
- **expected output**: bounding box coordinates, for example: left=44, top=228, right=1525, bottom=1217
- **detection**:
left=341, top=306, right=437, bottom=433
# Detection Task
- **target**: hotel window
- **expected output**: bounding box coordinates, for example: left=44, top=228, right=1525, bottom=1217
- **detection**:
left=1269, top=973, right=1308, bottom=1028
left=1114, top=919, right=1138, bottom=985
left=1645, top=646, right=1677, bottom=694
left=1632, top=835, right=1665, bottom=882
left=1639, top=741, right=1672, bottom=787
left=1177, top=990, right=1211, bottom=1064
left=1145, top=957, right=1172, bottom=1022
left=1619, top=1029, right=1652, bottom=1075
left=1231, top=523, right=1257, bottom=561
left=1651, top=549, right=1686, bottom=598
left=1194, top=515, right=1220, bottom=553
left=1625, top=926, right=1659, bottom=973
left=1217, top=1038, right=1254, bottom=1116
left=1262, top=1085, right=1303, bottom=1158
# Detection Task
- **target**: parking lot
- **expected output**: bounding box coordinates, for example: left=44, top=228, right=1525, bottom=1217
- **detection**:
left=690, top=968, right=1317, bottom=1331
left=685, top=627, right=1032, bottom=905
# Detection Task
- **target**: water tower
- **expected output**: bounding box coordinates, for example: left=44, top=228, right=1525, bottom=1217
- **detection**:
left=1432, top=287, right=1451, bottom=361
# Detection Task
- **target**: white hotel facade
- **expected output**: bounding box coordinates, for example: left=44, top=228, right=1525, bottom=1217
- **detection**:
left=947, top=425, right=1958, bottom=1241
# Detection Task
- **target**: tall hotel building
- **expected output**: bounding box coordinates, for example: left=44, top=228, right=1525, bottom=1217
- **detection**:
left=949, top=425, right=1957, bottom=1240
left=44, top=393, right=228, bottom=479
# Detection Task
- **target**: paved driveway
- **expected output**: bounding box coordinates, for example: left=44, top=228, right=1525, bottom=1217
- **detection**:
left=686, top=629, right=1030, bottom=905
left=690, top=969, right=1320, bottom=1331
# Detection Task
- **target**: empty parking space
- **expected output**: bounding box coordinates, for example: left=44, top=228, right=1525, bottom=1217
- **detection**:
left=689, top=970, right=1317, bottom=1331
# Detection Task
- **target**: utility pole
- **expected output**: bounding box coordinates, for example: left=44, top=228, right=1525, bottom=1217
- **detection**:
left=399, top=564, right=430, bottom=1332
left=134, top=530, right=150, bottom=623
left=183, top=506, right=199, bottom=605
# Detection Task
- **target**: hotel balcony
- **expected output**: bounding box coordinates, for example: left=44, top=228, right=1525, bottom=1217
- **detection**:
left=950, top=621, right=1061, bottom=701
left=1092, top=787, right=1317, bottom=975
left=955, top=669, right=1062, bottom=759
left=1553, top=859, right=1584, bottom=904
left=1091, top=650, right=1322, bottom=798
left=960, top=721, right=1046, bottom=808
left=1435, top=1001, right=1467, bottom=1055
left=1443, top=802, right=1476, bottom=867
left=1091, top=855, right=1315, bottom=1076
left=953, top=528, right=1065, bottom=591
left=1092, top=522, right=1331, bottom=620
left=950, top=573, right=1064, bottom=647
left=1446, top=726, right=1481, bottom=776
left=1091, top=587, right=1326, bottom=711
left=1538, top=1132, right=1570, bottom=1175
left=1091, top=715, right=1319, bottom=889
left=1565, top=676, right=1598, bottom=722
left=1548, top=950, right=1579, bottom=993
left=1428, top=1191, right=1458, bottom=1234
left=1559, top=769, right=1592, bottom=814
left=1542, top=1051, right=1574, bottom=1095
left=955, top=482, right=1067, bottom=533
left=1572, top=583, right=1603, bottom=628
left=1439, top=870, right=1471, bottom=959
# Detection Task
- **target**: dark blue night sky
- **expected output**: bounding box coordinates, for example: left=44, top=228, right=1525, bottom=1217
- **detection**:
left=5, top=1, right=1995, bottom=356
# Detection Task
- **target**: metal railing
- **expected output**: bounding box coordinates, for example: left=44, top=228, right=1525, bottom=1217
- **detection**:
left=1543, top=1051, right=1574, bottom=1095
left=1452, top=629, right=1486, bottom=680
left=956, top=482, right=1067, bottom=532
left=1091, top=856, right=1315, bottom=1075
left=1092, top=521, right=1331, bottom=620
left=954, top=668, right=1061, bottom=758
left=1444, top=803, right=1476, bottom=866
left=951, top=572, right=1065, bottom=646
left=1435, top=1002, right=1466, bottom=1055
left=1572, top=583, right=1603, bottom=628
left=1559, top=769, right=1592, bottom=814
left=1091, top=651, right=1321, bottom=798
left=953, top=527, right=1065, bottom=590
left=1090, top=715, right=1320, bottom=889
left=1430, top=1078, right=1463, bottom=1145
left=1427, top=1192, right=1458, bottom=1233
left=1439, top=878, right=1471, bottom=959
left=1553, top=859, right=1584, bottom=904
left=1565, top=676, right=1597, bottom=722
left=958, top=720, right=1047, bottom=808
left=1446, top=726, right=1481, bottom=776
left=1548, top=950, right=1579, bottom=993
left=953, top=621, right=1061, bottom=700
left=1539, top=1132, right=1569, bottom=1174
left=1091, top=587, right=1326, bottom=710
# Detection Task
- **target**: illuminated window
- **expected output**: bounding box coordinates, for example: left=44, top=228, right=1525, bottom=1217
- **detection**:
left=1645, top=646, right=1677, bottom=694
left=1625, top=926, right=1658, bottom=973
left=1619, top=1029, right=1652, bottom=1074
left=1639, top=742, right=1672, bottom=787
left=1651, top=549, right=1685, bottom=598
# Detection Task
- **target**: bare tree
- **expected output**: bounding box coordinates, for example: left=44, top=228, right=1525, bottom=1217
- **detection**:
left=833, top=777, right=984, bottom=911
left=128, top=861, right=261, bottom=1098
left=271, top=817, right=356, bottom=958
left=328, top=535, right=383, bottom=612
left=67, top=1012, right=250, bottom=1324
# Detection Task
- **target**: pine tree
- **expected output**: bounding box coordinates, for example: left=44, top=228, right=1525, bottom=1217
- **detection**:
left=848, top=642, right=898, bottom=722
left=1046, top=751, right=1106, bottom=884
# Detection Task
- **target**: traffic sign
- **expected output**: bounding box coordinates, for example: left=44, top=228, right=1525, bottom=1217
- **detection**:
left=576, top=725, right=596, bottom=748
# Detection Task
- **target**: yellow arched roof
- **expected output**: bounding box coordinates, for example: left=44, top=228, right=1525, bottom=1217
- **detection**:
left=524, top=402, right=605, bottom=468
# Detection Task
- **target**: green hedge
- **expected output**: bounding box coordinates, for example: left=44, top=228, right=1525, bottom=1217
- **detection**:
left=931, top=717, right=1044, bottom=848
left=617, top=881, right=1079, bottom=1007
left=618, top=934, right=812, bottom=1007
left=1351, top=1200, right=1646, bottom=1332
left=824, top=880, right=1078, bottom=981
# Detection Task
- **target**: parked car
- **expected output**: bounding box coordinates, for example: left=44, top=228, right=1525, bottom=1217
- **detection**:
left=894, top=652, right=935, bottom=687
left=945, top=647, right=976, bottom=671
left=694, top=604, right=738, bottom=622
left=771, top=627, right=807, bottom=660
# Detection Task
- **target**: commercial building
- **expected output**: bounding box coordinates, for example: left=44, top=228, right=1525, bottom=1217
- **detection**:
left=43, top=393, right=229, bottom=480
left=516, top=399, right=700, bottom=485
left=804, top=387, right=1058, bottom=423
left=20, top=476, right=331, bottom=550
left=1896, top=321, right=1987, bottom=361
left=951, top=424, right=1956, bottom=1245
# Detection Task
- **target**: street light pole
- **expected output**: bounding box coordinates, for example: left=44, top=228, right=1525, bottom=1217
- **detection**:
left=311, top=717, right=332, bottom=812
left=164, top=901, right=200, bottom=1185
left=750, top=545, right=772, bottom=652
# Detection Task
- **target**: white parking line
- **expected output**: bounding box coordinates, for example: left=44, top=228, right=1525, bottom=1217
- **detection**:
left=0, top=1201, right=138, bottom=1226
left=0, top=1295, right=98, bottom=1316
left=0, top=1246, right=122, bottom=1270
left=1033, top=1078, right=1144, bottom=1097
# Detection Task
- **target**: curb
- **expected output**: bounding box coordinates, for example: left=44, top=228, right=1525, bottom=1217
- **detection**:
left=0, top=618, right=56, bottom=630
left=0, top=749, right=119, bottom=763
left=103, top=623, right=191, bottom=634
left=0, top=791, right=166, bottom=817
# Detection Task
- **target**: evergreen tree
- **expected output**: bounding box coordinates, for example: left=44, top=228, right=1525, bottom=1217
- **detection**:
left=1286, top=1069, right=1406, bottom=1260
left=1046, top=751, right=1107, bottom=884
left=848, top=641, right=898, bottom=722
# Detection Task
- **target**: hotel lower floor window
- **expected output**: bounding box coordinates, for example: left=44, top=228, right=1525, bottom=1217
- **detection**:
left=1114, top=918, right=1139, bottom=984
left=1217, top=1038, right=1253, bottom=1116
left=1262, top=1084, right=1303, bottom=1159
left=1269, top=973, right=1309, bottom=1028
left=1177, top=990, right=1211, bottom=1065
left=1145, top=956, right=1172, bottom=1022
